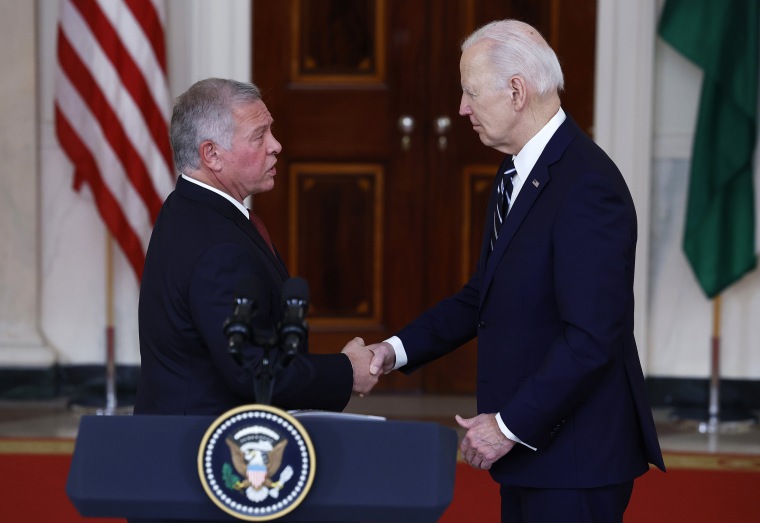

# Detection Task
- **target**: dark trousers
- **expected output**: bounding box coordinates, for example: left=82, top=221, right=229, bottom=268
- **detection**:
left=500, top=480, right=634, bottom=523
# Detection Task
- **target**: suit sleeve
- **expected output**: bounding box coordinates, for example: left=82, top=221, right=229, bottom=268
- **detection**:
left=395, top=271, right=481, bottom=372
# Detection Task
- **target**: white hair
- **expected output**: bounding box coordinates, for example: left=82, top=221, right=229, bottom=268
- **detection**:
left=170, top=78, right=262, bottom=174
left=462, top=19, right=564, bottom=97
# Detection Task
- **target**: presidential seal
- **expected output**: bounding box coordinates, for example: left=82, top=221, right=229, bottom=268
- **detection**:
left=198, top=405, right=315, bottom=521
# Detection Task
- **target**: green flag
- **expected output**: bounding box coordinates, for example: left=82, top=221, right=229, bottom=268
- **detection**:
left=659, top=0, right=758, bottom=298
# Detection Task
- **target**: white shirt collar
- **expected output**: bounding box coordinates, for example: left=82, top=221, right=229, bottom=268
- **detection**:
left=513, top=107, right=566, bottom=183
left=181, top=174, right=249, bottom=218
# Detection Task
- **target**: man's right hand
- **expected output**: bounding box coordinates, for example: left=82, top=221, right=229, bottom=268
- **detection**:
left=366, top=341, right=396, bottom=376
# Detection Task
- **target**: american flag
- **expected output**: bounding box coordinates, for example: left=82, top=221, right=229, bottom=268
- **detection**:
left=54, top=0, right=175, bottom=281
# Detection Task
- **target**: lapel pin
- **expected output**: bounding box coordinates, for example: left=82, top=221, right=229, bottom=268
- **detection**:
left=532, top=179, right=539, bottom=187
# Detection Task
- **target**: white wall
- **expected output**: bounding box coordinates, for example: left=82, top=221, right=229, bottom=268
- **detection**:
left=594, top=0, right=657, bottom=372
left=0, top=0, right=758, bottom=379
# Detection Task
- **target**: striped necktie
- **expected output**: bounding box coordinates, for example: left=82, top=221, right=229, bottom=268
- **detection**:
left=490, top=165, right=517, bottom=252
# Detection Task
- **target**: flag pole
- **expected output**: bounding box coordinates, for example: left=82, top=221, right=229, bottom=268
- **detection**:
left=100, top=232, right=117, bottom=415
left=699, top=296, right=721, bottom=433
left=698, top=295, right=758, bottom=434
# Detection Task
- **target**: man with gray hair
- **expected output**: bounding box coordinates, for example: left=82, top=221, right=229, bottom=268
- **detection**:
left=366, top=20, right=665, bottom=522
left=135, top=78, right=375, bottom=416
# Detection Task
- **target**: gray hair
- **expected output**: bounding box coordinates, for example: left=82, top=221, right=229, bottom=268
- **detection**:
left=170, top=78, right=262, bottom=174
left=461, top=20, right=564, bottom=97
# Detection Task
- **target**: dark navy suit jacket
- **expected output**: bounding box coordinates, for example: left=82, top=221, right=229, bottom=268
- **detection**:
left=398, top=115, right=665, bottom=488
left=134, top=176, right=352, bottom=415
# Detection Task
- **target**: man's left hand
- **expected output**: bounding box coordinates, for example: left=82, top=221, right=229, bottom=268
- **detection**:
left=341, top=337, right=379, bottom=396
left=455, top=413, right=516, bottom=470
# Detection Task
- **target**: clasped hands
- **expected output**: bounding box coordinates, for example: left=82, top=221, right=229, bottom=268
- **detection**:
left=341, top=338, right=516, bottom=468
left=340, top=338, right=395, bottom=397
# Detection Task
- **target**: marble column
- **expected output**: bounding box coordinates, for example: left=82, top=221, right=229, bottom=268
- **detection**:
left=0, top=0, right=55, bottom=366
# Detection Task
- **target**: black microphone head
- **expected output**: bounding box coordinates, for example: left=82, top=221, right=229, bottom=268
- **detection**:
left=225, top=274, right=276, bottom=354
left=225, top=275, right=267, bottom=332
left=233, top=274, right=271, bottom=324
left=224, top=276, right=265, bottom=361
left=280, top=277, right=309, bottom=360
left=282, top=276, right=309, bottom=308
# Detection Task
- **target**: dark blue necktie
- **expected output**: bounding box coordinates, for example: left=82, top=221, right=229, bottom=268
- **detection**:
left=490, top=165, right=517, bottom=252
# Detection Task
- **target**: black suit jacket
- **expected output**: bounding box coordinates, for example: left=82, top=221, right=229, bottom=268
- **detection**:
left=397, top=115, right=665, bottom=488
left=135, top=176, right=352, bottom=415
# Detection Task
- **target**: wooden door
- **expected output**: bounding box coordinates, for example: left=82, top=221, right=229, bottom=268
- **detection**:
left=252, top=0, right=596, bottom=393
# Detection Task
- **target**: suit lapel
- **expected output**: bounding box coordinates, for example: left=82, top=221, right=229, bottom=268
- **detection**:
left=175, top=177, right=289, bottom=279
left=479, top=116, right=580, bottom=306
left=480, top=167, right=550, bottom=305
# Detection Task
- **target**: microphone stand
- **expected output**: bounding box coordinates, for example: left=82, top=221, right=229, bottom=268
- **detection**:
left=248, top=332, right=280, bottom=406
left=226, top=324, right=296, bottom=407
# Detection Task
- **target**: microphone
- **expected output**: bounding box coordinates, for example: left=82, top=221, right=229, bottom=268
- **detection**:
left=223, top=276, right=265, bottom=365
left=279, top=277, right=309, bottom=363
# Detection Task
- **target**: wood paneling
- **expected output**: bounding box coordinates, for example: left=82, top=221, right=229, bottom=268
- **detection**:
left=254, top=0, right=597, bottom=394
left=289, top=163, right=383, bottom=328
left=290, top=0, right=386, bottom=83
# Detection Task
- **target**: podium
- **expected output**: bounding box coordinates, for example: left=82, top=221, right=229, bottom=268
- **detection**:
left=67, top=412, right=458, bottom=522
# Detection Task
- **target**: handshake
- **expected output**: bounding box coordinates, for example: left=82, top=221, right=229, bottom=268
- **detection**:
left=340, top=337, right=395, bottom=396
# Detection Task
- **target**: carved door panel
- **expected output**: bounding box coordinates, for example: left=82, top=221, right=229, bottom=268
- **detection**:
left=252, top=0, right=596, bottom=393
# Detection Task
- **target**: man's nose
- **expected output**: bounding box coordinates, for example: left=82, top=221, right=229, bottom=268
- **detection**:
left=459, top=97, right=470, bottom=116
left=269, top=136, right=282, bottom=154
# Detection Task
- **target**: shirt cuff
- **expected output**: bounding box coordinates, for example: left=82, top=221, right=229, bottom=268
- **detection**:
left=495, top=412, right=537, bottom=451
left=383, top=336, right=408, bottom=371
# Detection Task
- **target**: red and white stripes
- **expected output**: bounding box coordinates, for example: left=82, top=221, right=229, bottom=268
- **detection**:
left=55, top=0, right=174, bottom=280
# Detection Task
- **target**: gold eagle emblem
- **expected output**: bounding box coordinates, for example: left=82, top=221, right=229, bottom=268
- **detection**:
left=226, top=437, right=288, bottom=491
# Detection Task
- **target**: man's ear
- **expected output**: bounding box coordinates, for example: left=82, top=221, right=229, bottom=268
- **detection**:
left=199, top=140, right=221, bottom=171
left=508, top=75, right=528, bottom=110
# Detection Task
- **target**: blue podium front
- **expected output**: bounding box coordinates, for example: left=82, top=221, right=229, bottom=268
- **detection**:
left=67, top=412, right=457, bottom=522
